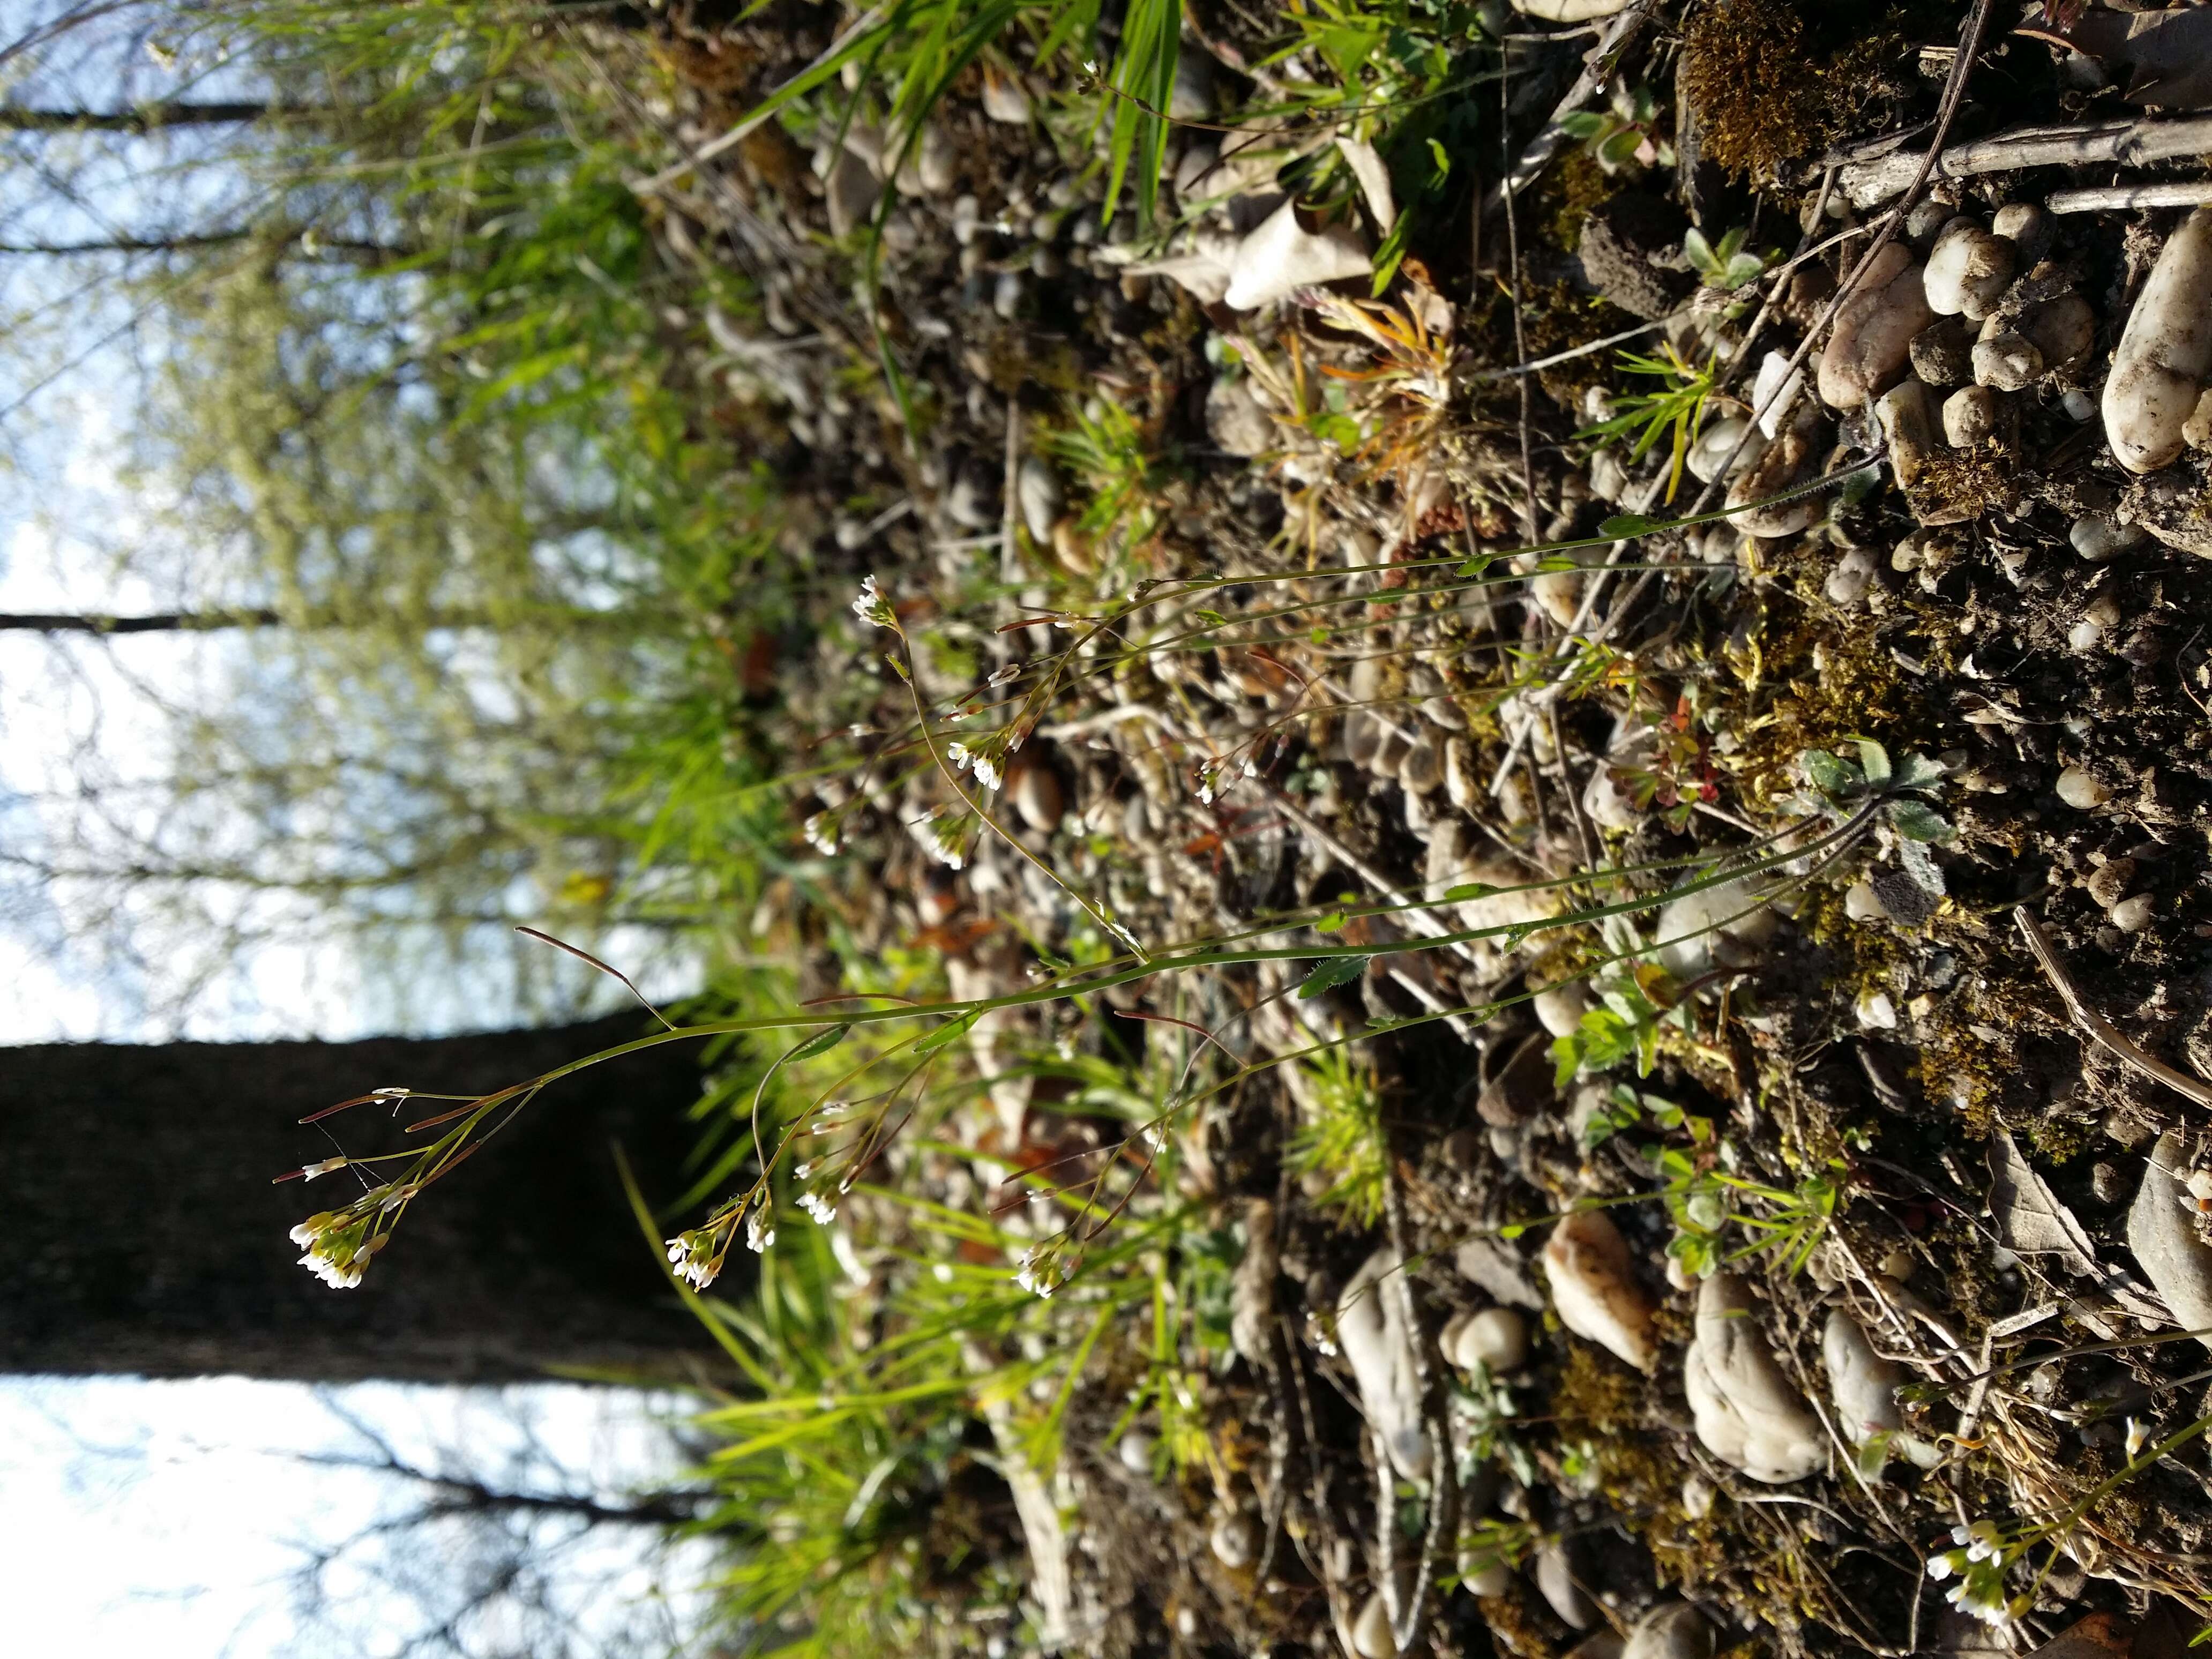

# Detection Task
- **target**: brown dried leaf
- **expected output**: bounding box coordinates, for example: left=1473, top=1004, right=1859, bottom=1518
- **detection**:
left=1989, top=1131, right=2101, bottom=1277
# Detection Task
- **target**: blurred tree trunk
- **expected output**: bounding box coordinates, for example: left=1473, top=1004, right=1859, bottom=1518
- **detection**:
left=0, top=1015, right=716, bottom=1382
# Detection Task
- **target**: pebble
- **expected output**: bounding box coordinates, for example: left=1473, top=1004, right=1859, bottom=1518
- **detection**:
left=1856, top=988, right=1898, bottom=1029
left=1683, top=1272, right=1824, bottom=1482
left=950, top=193, right=981, bottom=246
left=2062, top=386, right=2098, bottom=422
left=2056, top=765, right=2109, bottom=809
left=1542, top=1209, right=1657, bottom=1372
left=2110, top=894, right=2154, bottom=932
left=1992, top=201, right=2052, bottom=263
left=1821, top=1309, right=1904, bottom=1446
left=1533, top=1543, right=1597, bottom=1631
left=1444, top=1306, right=1530, bottom=1372
left=1751, top=350, right=1806, bottom=438
left=1209, top=1511, right=1259, bottom=1569
left=1972, top=333, right=2042, bottom=391
left=1205, top=375, right=1273, bottom=458
left=1687, top=416, right=1762, bottom=483
left=1925, top=218, right=2015, bottom=319
left=1399, top=734, right=1443, bottom=795
left=1654, top=879, right=1777, bottom=977
left=1942, top=385, right=1996, bottom=447
left=1118, top=1431, right=1155, bottom=1474
left=1824, top=545, right=1879, bottom=606
left=1681, top=1474, right=1715, bottom=1520
left=1351, top=1590, right=1398, bottom=1658
left=992, top=271, right=1025, bottom=320
left=981, top=68, right=1032, bottom=124
left=1007, top=756, right=1064, bottom=832
left=2069, top=514, right=2147, bottom=562
left=1623, top=1603, right=1714, bottom=1659
left=2024, top=292, right=2096, bottom=370
left=1844, top=880, right=1888, bottom=922
left=1909, top=316, right=1975, bottom=386
left=1903, top=198, right=1953, bottom=250
left=1457, top=1548, right=1512, bottom=1598
left=1534, top=981, right=1593, bottom=1038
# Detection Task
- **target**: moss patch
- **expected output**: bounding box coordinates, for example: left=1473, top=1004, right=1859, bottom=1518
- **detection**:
left=1682, top=0, right=1910, bottom=179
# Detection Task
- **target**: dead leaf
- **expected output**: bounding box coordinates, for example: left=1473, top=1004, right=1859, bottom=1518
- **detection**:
left=1989, top=1131, right=2101, bottom=1277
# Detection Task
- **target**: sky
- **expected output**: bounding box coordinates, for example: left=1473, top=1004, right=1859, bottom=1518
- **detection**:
left=2, top=13, right=727, bottom=1655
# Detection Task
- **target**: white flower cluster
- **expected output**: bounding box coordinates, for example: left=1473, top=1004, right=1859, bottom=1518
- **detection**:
left=803, top=812, right=840, bottom=856
left=290, top=1212, right=369, bottom=1290
left=945, top=741, right=1002, bottom=791
left=1924, top=1521, right=2022, bottom=1627
left=850, top=574, right=894, bottom=630
left=663, top=1229, right=720, bottom=1290
left=745, top=1210, right=776, bottom=1253
left=798, top=1192, right=839, bottom=1226
left=908, top=807, right=967, bottom=870
left=1013, top=1245, right=1060, bottom=1299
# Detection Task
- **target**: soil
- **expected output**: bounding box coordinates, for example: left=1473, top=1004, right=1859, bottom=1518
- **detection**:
left=626, top=2, right=2212, bottom=1655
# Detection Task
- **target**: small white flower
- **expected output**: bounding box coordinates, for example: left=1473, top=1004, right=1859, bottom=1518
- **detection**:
left=973, top=756, right=1002, bottom=791
left=301, top=1156, right=347, bottom=1181
left=947, top=741, right=973, bottom=771
left=803, top=812, right=840, bottom=856
left=745, top=1210, right=776, bottom=1253
left=799, top=1192, right=839, bottom=1225
left=851, top=574, right=893, bottom=630
left=2126, top=1417, right=2150, bottom=1460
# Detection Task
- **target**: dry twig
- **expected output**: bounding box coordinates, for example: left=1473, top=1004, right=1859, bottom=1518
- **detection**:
left=2015, top=906, right=2212, bottom=1111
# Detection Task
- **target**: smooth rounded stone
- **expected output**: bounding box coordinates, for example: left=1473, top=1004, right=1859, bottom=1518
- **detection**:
left=1681, top=1473, right=1716, bottom=1520
left=1751, top=349, right=1806, bottom=438
left=1445, top=1306, right=1531, bottom=1372
left=1542, top=1209, right=1658, bottom=1372
left=1581, top=761, right=1640, bottom=834
left=1972, top=332, right=2042, bottom=391
left=1457, top=1546, right=1512, bottom=1598
left=2071, top=592, right=2123, bottom=653
left=1174, top=141, right=1222, bottom=201
left=1419, top=693, right=1467, bottom=732
left=1817, top=242, right=1934, bottom=410
left=2185, top=386, right=2212, bottom=450
left=1924, top=218, right=2016, bottom=319
left=2056, top=765, right=2110, bottom=809
left=981, top=67, right=1032, bottom=124
left=1856, top=987, right=1898, bottom=1029
left=1903, top=197, right=1953, bottom=250
left=1477, top=1033, right=1555, bottom=1128
left=1687, top=416, right=1763, bottom=484
left=1874, top=377, right=1938, bottom=491
left=1400, top=734, right=1443, bottom=795
left=2128, top=1130, right=2212, bottom=1349
left=2111, top=894, right=2155, bottom=933
left=1343, top=708, right=1384, bottom=769
left=1992, top=201, right=2052, bottom=265
left=1623, top=1603, right=1714, bottom=1659
left=945, top=468, right=995, bottom=530
left=2104, top=206, right=2212, bottom=473
left=1825, top=545, right=1879, bottom=606
left=1683, top=1272, right=1824, bottom=1483
left=1942, top=385, right=1997, bottom=448
left=1589, top=447, right=1631, bottom=503
left=1351, top=1590, right=1397, bottom=1659
left=2063, top=386, right=2098, bottom=421
left=1209, top=1510, right=1259, bottom=1569
left=2086, top=856, right=2138, bottom=909
left=1533, top=1543, right=1598, bottom=1630
left=1654, top=879, right=1777, bottom=978
left=1844, top=880, right=1889, bottom=922
left=1205, top=375, right=1274, bottom=458
left=1513, top=0, right=1632, bottom=18
left=992, top=271, right=1025, bottom=320
left=1223, top=199, right=1371, bottom=310
left=1725, top=423, right=1824, bottom=538
left=1337, top=1248, right=1431, bottom=1481
left=1567, top=1638, right=1626, bottom=1659
left=1909, top=315, right=1975, bottom=387
left=1370, top=723, right=1413, bottom=779
left=1118, top=1430, right=1155, bottom=1473
left=1006, top=754, right=1064, bottom=832
left=1534, top=980, right=1593, bottom=1038
left=2069, top=513, right=2148, bottom=562
left=951, top=193, right=981, bottom=246
left=2024, top=292, right=2096, bottom=372
left=1017, top=457, right=1063, bottom=544
left=1822, top=1309, right=1904, bottom=1445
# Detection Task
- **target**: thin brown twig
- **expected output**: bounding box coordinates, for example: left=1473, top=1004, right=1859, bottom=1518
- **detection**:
left=2014, top=906, right=2212, bottom=1111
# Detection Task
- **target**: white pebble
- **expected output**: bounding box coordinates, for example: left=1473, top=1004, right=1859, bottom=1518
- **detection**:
left=2056, top=765, right=2109, bottom=809
left=1942, top=385, right=1996, bottom=447
left=1972, top=332, right=2042, bottom=391
left=1824, top=545, right=1879, bottom=606
left=1925, top=218, right=2015, bottom=319
left=1351, top=1590, right=1398, bottom=1658
left=1458, top=1549, right=1512, bottom=1598
left=1209, top=1511, right=1259, bottom=1569
left=1856, top=988, right=1899, bottom=1029
left=1445, top=1307, right=1531, bottom=1372
left=1991, top=201, right=2051, bottom=264
left=1543, top=1210, right=1657, bottom=1372
left=2110, top=894, right=2154, bottom=933
left=1844, top=880, right=1888, bottom=922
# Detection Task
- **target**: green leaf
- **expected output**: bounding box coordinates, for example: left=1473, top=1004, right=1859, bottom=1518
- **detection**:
left=1444, top=881, right=1497, bottom=902
left=1558, top=111, right=1606, bottom=139
left=1856, top=739, right=1892, bottom=789
left=913, top=1012, right=980, bottom=1055
left=1804, top=748, right=1860, bottom=798
left=1192, top=608, right=1229, bottom=627
left=1888, top=799, right=1954, bottom=844
left=1683, top=227, right=1717, bottom=278
left=787, top=1023, right=853, bottom=1063
left=1597, top=513, right=1663, bottom=538
left=1298, top=955, right=1370, bottom=999
left=1890, top=751, right=1947, bottom=791
left=1316, top=911, right=1348, bottom=934
left=1597, top=128, right=1643, bottom=168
